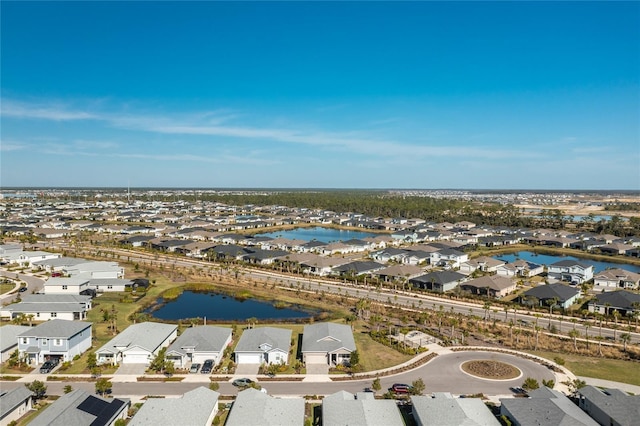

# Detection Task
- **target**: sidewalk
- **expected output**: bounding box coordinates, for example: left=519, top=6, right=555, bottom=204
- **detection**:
left=577, top=376, right=640, bottom=395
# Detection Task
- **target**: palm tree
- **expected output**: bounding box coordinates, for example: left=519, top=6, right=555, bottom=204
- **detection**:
left=483, top=301, right=492, bottom=327
left=620, top=333, right=631, bottom=352
left=546, top=297, right=559, bottom=329
left=568, top=329, right=580, bottom=352
left=584, top=323, right=590, bottom=350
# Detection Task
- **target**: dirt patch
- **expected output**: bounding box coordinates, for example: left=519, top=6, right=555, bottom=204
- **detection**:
left=461, top=360, right=521, bottom=380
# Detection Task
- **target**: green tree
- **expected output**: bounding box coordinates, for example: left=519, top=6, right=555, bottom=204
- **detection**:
left=410, top=378, right=426, bottom=395
left=372, top=377, right=381, bottom=392
left=87, top=352, right=97, bottom=369
left=542, top=379, right=555, bottom=389
left=95, top=378, right=112, bottom=396
left=522, top=377, right=539, bottom=391
left=349, top=350, right=360, bottom=367
left=209, top=381, right=220, bottom=391
left=63, top=385, right=73, bottom=394
left=26, top=380, right=47, bottom=400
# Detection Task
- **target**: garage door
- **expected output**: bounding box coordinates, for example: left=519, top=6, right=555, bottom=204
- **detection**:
left=123, top=352, right=149, bottom=364
left=237, top=353, right=261, bottom=364
left=305, top=353, right=327, bottom=364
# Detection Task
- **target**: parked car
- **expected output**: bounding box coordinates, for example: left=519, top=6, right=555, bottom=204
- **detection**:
left=390, top=383, right=412, bottom=394
left=200, top=359, right=214, bottom=374
left=19, top=286, right=28, bottom=292
left=189, top=363, right=201, bottom=373
left=232, top=378, right=254, bottom=387
left=40, top=361, right=57, bottom=374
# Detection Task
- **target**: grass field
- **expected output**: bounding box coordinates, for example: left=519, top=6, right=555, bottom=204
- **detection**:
left=526, top=350, right=640, bottom=386
left=352, top=323, right=414, bottom=372
left=0, top=282, right=16, bottom=294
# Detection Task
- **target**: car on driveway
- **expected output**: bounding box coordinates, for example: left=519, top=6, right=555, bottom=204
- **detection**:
left=232, top=378, right=254, bottom=387
left=189, top=363, right=201, bottom=373
left=40, top=361, right=57, bottom=374
left=201, top=359, right=214, bottom=374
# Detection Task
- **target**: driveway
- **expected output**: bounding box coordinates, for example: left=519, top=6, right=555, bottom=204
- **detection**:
left=306, top=363, right=329, bottom=375
left=115, top=363, right=147, bottom=375
left=234, top=363, right=260, bottom=376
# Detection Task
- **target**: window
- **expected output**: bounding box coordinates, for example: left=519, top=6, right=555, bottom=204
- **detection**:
left=107, top=285, right=113, bottom=289
left=51, top=312, right=57, bottom=318
left=41, top=339, right=48, bottom=346
left=62, top=285, right=68, bottom=290
left=22, top=337, right=28, bottom=344
left=36, top=313, right=40, bottom=317
left=54, top=339, right=62, bottom=346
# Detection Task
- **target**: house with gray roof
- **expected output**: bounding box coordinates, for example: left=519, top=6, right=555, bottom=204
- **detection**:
left=412, top=393, right=500, bottom=426
left=500, top=387, right=598, bottom=426
left=547, top=259, right=594, bottom=284
left=593, top=268, right=640, bottom=290
left=29, top=389, right=129, bottom=426
left=577, top=386, right=640, bottom=426
left=1, top=294, right=93, bottom=321
left=520, top=283, right=581, bottom=310
left=234, top=327, right=291, bottom=365
left=0, top=386, right=32, bottom=426
left=17, top=319, right=92, bottom=364
left=43, top=277, right=92, bottom=295
left=0, top=325, right=30, bottom=363
left=96, top=322, right=178, bottom=365
left=409, top=271, right=466, bottom=292
left=588, top=290, right=640, bottom=317
left=129, top=386, right=219, bottom=426
left=322, top=390, right=404, bottom=426
left=225, top=388, right=304, bottom=426
left=165, top=326, right=232, bottom=368
left=301, top=322, right=356, bottom=367
left=332, top=261, right=386, bottom=277
left=460, top=275, right=517, bottom=299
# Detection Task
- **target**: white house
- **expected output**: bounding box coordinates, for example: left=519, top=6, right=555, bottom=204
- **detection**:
left=593, top=268, right=640, bottom=290
left=165, top=326, right=232, bottom=368
left=547, top=260, right=594, bottom=284
left=0, top=386, right=33, bottom=426
left=17, top=319, right=92, bottom=364
left=301, top=322, right=356, bottom=367
left=0, top=294, right=92, bottom=321
left=5, top=251, right=61, bottom=267
left=234, top=327, right=291, bottom=365
left=430, top=248, right=469, bottom=268
left=0, top=325, right=31, bottom=363
left=64, top=261, right=124, bottom=279
left=96, top=322, right=178, bottom=365
left=43, top=277, right=91, bottom=295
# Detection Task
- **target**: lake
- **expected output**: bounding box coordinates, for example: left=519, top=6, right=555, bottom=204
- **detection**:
left=145, top=290, right=318, bottom=321
left=255, top=226, right=379, bottom=243
left=493, top=251, right=640, bottom=273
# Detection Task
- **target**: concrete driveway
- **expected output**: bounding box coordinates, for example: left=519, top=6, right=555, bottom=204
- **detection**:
left=234, top=363, right=260, bottom=376
left=306, top=363, right=329, bottom=375
left=115, top=363, right=147, bottom=375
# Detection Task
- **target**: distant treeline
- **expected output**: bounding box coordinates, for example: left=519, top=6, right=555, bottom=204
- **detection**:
left=605, top=202, right=640, bottom=212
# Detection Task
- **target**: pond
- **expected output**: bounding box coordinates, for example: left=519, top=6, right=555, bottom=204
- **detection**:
left=492, top=251, right=640, bottom=273
left=255, top=226, right=380, bottom=243
left=145, top=290, right=319, bottom=321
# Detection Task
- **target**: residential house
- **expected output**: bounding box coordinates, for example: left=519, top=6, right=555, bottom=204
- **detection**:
left=412, top=393, right=500, bottom=426
left=43, top=277, right=91, bottom=295
left=17, top=319, right=92, bottom=364
left=430, top=248, right=469, bottom=268
left=165, top=326, right=232, bottom=368
left=547, top=260, right=594, bottom=284
left=0, top=325, right=30, bottom=362
left=331, top=261, right=386, bottom=277
left=301, top=322, right=356, bottom=367
left=500, top=387, right=598, bottom=426
left=129, top=387, right=219, bottom=426
left=96, top=322, right=178, bottom=365
left=593, top=269, right=640, bottom=290
left=577, top=386, right=640, bottom=426
left=0, top=386, right=33, bottom=426
left=519, top=284, right=581, bottom=310
left=588, top=291, right=640, bottom=317
left=0, top=294, right=92, bottom=321
left=370, top=248, right=409, bottom=263
left=409, top=271, right=466, bottom=293
left=460, top=276, right=517, bottom=299
left=64, top=261, right=125, bottom=280
left=234, top=327, right=291, bottom=365
left=5, top=251, right=61, bottom=267
left=374, top=264, right=424, bottom=284
left=28, top=389, right=129, bottom=426
left=225, top=388, right=304, bottom=426
left=300, top=255, right=349, bottom=276
left=496, top=260, right=544, bottom=278
left=599, top=242, right=635, bottom=256
left=459, top=256, right=506, bottom=274
left=322, top=391, right=404, bottom=426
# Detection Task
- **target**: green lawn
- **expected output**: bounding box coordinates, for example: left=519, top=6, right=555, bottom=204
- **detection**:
left=0, top=283, right=16, bottom=293
left=352, top=326, right=413, bottom=372
left=526, top=350, right=640, bottom=386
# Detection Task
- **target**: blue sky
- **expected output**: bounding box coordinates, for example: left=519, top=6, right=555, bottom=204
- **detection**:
left=1, top=1, right=638, bottom=189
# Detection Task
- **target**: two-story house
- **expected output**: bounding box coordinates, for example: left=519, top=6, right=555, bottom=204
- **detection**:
left=17, top=319, right=92, bottom=364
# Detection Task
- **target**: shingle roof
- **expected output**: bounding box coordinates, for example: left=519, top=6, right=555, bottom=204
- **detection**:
left=225, top=388, right=304, bottom=426
left=522, top=283, right=580, bottom=302
left=301, top=323, right=356, bottom=354
left=129, top=387, right=219, bottom=426
left=96, top=322, right=177, bottom=355
left=0, top=386, right=32, bottom=417
left=592, top=290, right=640, bottom=310
left=166, top=326, right=231, bottom=356
left=322, top=391, right=404, bottom=426
left=412, top=394, right=500, bottom=426
left=234, top=327, right=291, bottom=353
left=29, top=389, right=128, bottom=426
left=18, top=319, right=91, bottom=339
left=578, top=386, right=640, bottom=426
left=0, top=325, right=31, bottom=352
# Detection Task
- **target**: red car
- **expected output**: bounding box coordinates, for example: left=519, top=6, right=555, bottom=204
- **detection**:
left=391, top=383, right=412, bottom=394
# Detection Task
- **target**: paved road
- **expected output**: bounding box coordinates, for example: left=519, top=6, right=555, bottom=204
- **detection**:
left=1, top=351, right=555, bottom=398
left=0, top=271, right=45, bottom=304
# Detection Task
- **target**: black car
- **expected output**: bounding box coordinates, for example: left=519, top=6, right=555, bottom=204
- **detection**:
left=19, top=286, right=28, bottom=292
left=201, top=359, right=214, bottom=374
left=40, top=361, right=56, bottom=374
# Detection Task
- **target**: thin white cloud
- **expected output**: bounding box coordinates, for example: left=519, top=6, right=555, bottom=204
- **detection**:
left=2, top=97, right=538, bottom=161
left=0, top=140, right=29, bottom=151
